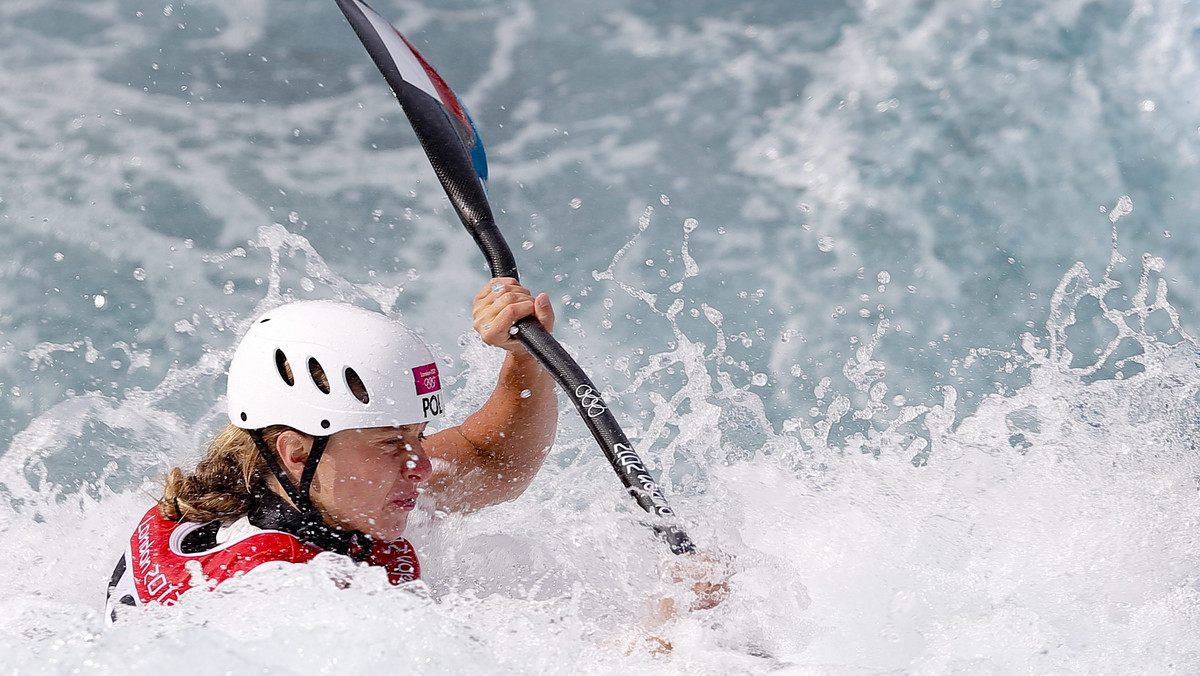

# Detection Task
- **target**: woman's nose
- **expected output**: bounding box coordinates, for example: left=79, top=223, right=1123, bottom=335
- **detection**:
left=403, top=448, right=433, bottom=482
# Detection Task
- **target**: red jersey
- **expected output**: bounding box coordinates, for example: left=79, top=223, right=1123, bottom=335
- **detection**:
left=106, top=505, right=420, bottom=622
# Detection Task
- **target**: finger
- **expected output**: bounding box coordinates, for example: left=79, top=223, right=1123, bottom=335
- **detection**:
left=492, top=290, right=534, bottom=310
left=533, top=293, right=555, bottom=333
left=473, top=300, right=507, bottom=333
left=477, top=300, right=536, bottom=346
left=495, top=298, right=537, bottom=328
left=473, top=290, right=528, bottom=324
left=475, top=277, right=520, bottom=301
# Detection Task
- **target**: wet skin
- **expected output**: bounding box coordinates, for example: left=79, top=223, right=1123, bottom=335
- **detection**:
left=277, top=424, right=431, bottom=541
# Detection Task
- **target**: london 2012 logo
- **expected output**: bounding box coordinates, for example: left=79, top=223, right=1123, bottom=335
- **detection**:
left=414, top=363, right=440, bottom=395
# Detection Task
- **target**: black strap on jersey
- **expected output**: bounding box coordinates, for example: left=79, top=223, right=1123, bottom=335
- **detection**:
left=248, top=430, right=374, bottom=562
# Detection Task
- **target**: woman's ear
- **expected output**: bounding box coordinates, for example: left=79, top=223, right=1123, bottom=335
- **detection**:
left=274, top=430, right=313, bottom=484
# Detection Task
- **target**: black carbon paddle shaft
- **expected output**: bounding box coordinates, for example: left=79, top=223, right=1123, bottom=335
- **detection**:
left=335, top=0, right=695, bottom=555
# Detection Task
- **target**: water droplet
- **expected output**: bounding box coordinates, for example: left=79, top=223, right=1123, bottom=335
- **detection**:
left=93, top=294, right=106, bottom=309
left=683, top=218, right=699, bottom=233
left=509, top=326, right=519, bottom=336
left=817, top=236, right=835, bottom=253
left=751, top=373, right=768, bottom=386
left=1108, top=195, right=1133, bottom=223
left=569, top=198, right=582, bottom=209
left=659, top=194, right=670, bottom=205
left=877, top=271, right=890, bottom=284
left=133, top=267, right=146, bottom=281
left=519, top=389, right=532, bottom=399
left=491, top=282, right=504, bottom=294
left=288, top=211, right=300, bottom=224
left=300, top=277, right=315, bottom=292
left=522, top=240, right=534, bottom=250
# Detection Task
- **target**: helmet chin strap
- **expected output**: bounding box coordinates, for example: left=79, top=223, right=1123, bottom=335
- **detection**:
left=248, top=430, right=374, bottom=561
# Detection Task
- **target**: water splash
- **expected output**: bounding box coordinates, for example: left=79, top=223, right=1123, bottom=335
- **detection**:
left=1, top=0, right=1199, bottom=671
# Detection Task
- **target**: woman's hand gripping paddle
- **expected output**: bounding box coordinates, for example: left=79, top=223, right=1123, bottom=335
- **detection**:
left=332, top=0, right=696, bottom=555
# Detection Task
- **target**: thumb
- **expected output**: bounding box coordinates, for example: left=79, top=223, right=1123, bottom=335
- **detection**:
left=534, top=293, right=555, bottom=334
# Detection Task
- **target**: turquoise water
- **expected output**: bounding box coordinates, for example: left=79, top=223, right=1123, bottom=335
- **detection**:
left=1, top=0, right=1199, bottom=672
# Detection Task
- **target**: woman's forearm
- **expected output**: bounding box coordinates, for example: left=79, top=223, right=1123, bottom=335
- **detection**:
left=456, top=350, right=558, bottom=490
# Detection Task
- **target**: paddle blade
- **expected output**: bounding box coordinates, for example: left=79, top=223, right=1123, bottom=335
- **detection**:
left=334, top=0, right=491, bottom=226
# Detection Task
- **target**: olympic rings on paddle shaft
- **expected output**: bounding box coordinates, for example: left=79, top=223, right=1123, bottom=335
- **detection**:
left=575, top=385, right=608, bottom=418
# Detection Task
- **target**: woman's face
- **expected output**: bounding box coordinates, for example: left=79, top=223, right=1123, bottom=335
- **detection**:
left=308, top=424, right=432, bottom=541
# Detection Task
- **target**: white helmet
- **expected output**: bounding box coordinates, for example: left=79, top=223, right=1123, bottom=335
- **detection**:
left=227, top=301, right=444, bottom=436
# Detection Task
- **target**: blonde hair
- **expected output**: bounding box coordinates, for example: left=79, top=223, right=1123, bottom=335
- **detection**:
left=159, top=424, right=291, bottom=523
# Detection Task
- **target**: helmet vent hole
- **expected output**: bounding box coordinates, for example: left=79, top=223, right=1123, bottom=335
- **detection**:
left=345, top=367, right=370, bottom=405
left=308, top=358, right=331, bottom=394
left=275, top=350, right=295, bottom=386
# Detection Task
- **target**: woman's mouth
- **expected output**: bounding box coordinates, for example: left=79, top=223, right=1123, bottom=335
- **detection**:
left=391, top=495, right=418, bottom=511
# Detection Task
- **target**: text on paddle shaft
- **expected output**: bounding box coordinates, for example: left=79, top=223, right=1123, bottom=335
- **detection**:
left=613, top=444, right=674, bottom=517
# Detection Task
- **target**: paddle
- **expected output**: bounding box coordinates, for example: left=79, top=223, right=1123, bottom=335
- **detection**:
left=333, top=0, right=696, bottom=555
